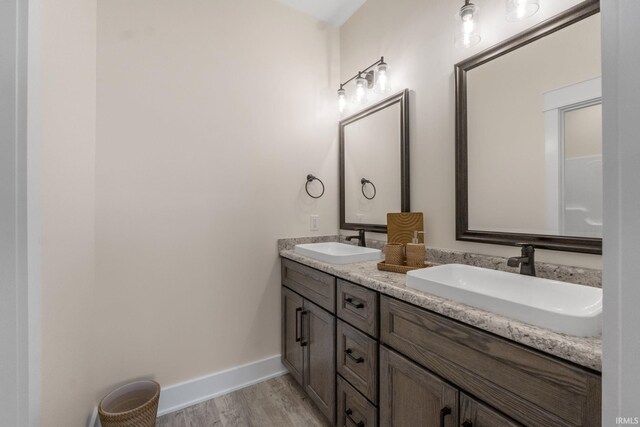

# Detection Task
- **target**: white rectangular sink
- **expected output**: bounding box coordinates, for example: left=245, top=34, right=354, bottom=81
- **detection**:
left=407, top=264, right=602, bottom=337
left=294, top=242, right=382, bottom=265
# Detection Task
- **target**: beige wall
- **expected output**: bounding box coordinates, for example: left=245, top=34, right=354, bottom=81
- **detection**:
left=41, top=0, right=97, bottom=425
left=340, top=0, right=601, bottom=268
left=95, top=0, right=339, bottom=398
left=467, top=15, right=601, bottom=234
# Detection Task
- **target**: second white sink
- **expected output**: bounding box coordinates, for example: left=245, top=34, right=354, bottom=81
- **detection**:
left=294, top=242, right=382, bottom=265
left=406, top=264, right=602, bottom=337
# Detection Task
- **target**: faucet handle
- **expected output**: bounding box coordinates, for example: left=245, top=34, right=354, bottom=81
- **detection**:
left=515, top=243, right=535, bottom=252
left=516, top=243, right=536, bottom=260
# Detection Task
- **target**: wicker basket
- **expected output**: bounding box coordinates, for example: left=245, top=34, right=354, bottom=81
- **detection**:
left=98, top=380, right=160, bottom=427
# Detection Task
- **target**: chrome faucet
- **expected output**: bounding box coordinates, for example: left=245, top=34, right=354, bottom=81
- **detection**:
left=345, top=229, right=366, bottom=247
left=507, top=244, right=536, bottom=276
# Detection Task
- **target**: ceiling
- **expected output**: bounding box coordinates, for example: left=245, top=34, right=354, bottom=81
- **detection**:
left=274, top=0, right=367, bottom=26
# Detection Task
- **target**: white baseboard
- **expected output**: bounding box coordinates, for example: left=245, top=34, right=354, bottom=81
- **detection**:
left=90, top=355, right=287, bottom=427
left=89, top=407, right=98, bottom=427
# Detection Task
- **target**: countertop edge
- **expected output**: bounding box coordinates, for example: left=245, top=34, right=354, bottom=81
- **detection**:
left=280, top=249, right=602, bottom=373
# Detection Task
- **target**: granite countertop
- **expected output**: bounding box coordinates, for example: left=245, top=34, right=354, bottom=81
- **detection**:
left=279, top=240, right=602, bottom=372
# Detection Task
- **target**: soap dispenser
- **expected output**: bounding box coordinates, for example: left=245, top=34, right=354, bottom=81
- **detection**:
left=405, top=231, right=426, bottom=267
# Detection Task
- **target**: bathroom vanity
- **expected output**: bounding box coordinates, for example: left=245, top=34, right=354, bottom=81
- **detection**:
left=279, top=243, right=602, bottom=427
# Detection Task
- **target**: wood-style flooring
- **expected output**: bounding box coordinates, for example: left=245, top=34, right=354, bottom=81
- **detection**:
left=155, top=374, right=331, bottom=427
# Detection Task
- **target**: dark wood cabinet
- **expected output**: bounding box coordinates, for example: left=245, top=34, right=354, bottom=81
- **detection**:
left=380, top=346, right=458, bottom=427
left=460, top=393, right=522, bottom=427
left=281, top=262, right=336, bottom=425
left=281, top=258, right=602, bottom=427
left=380, top=295, right=601, bottom=427
left=304, top=299, right=336, bottom=424
left=281, top=287, right=304, bottom=386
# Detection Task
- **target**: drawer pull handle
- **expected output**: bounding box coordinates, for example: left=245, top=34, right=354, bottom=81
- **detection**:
left=462, top=421, right=473, bottom=427
left=300, top=310, right=308, bottom=347
left=295, top=307, right=302, bottom=342
left=345, top=297, right=364, bottom=309
left=439, top=406, right=451, bottom=427
left=345, top=409, right=365, bottom=427
left=345, top=349, right=364, bottom=364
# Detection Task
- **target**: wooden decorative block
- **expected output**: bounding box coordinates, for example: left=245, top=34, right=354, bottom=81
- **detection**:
left=387, top=212, right=424, bottom=244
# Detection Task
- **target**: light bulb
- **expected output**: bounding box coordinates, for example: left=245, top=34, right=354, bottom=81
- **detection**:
left=355, top=74, right=368, bottom=105
left=337, top=87, right=347, bottom=113
left=374, top=62, right=391, bottom=94
left=506, top=0, right=539, bottom=22
left=455, top=1, right=481, bottom=49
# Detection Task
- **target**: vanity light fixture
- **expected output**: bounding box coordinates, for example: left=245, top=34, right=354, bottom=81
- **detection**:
left=355, top=73, right=369, bottom=105
left=337, top=57, right=391, bottom=112
left=374, top=60, right=391, bottom=94
left=455, top=0, right=481, bottom=49
left=506, top=0, right=540, bottom=22
left=338, top=86, right=347, bottom=113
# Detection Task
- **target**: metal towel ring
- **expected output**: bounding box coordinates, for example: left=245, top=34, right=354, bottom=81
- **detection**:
left=306, top=174, right=325, bottom=199
left=361, top=178, right=377, bottom=200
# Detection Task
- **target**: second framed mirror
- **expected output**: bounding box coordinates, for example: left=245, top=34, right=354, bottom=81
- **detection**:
left=340, top=89, right=410, bottom=233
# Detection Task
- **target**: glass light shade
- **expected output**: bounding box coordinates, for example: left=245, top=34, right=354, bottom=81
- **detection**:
left=454, top=2, right=481, bottom=49
left=337, top=87, right=347, bottom=113
left=374, top=62, right=391, bottom=94
left=506, top=0, right=539, bottom=22
left=354, top=75, right=368, bottom=105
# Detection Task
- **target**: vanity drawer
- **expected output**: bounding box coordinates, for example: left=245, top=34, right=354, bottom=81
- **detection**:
left=337, top=279, right=379, bottom=337
left=337, top=375, right=378, bottom=427
left=380, top=296, right=601, bottom=427
left=281, top=259, right=336, bottom=313
left=337, top=319, right=378, bottom=403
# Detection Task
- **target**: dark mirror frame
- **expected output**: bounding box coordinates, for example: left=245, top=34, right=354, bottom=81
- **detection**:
left=455, top=0, right=602, bottom=254
left=340, top=89, right=410, bottom=233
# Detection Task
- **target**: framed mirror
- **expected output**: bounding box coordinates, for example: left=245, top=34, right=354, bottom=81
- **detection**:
left=455, top=0, right=602, bottom=254
left=340, top=89, right=410, bottom=233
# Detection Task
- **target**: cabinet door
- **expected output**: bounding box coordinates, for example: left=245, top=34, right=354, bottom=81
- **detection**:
left=380, top=346, right=458, bottom=427
left=282, top=287, right=304, bottom=386
left=304, top=299, right=336, bottom=425
left=460, top=393, right=522, bottom=427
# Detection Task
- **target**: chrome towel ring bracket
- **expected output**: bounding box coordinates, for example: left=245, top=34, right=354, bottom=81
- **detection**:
left=361, top=178, right=376, bottom=200
left=306, top=174, right=325, bottom=199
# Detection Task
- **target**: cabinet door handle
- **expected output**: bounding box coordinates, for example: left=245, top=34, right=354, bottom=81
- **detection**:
left=300, top=310, right=308, bottom=347
left=345, top=348, right=364, bottom=364
left=295, top=307, right=302, bottom=342
left=439, top=406, right=451, bottom=427
left=345, top=409, right=365, bottom=427
left=462, top=421, right=473, bottom=427
left=345, top=297, right=364, bottom=309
